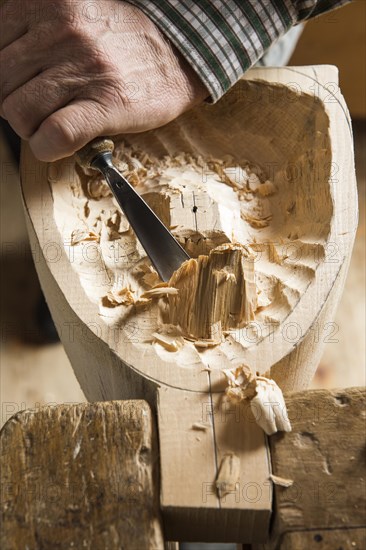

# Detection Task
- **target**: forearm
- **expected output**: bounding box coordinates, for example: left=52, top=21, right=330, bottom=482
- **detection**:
left=125, top=0, right=352, bottom=101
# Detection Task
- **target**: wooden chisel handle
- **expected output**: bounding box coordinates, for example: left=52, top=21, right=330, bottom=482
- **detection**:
left=75, top=138, right=115, bottom=169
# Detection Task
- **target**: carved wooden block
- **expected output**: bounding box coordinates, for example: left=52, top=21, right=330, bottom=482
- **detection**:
left=20, top=66, right=358, bottom=541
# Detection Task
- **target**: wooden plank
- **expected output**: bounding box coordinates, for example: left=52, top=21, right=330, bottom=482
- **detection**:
left=158, top=385, right=271, bottom=543
left=212, top=393, right=272, bottom=543
left=277, top=528, right=366, bottom=550
left=254, top=387, right=366, bottom=550
left=0, top=401, right=164, bottom=550
left=158, top=386, right=218, bottom=541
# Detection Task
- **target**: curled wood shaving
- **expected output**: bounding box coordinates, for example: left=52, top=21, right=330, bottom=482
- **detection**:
left=269, top=474, right=294, bottom=487
left=102, top=287, right=135, bottom=307
left=223, top=365, right=292, bottom=435
left=222, top=365, right=256, bottom=402
left=252, top=377, right=292, bottom=435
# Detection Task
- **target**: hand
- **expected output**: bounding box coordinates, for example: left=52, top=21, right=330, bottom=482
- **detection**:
left=0, top=0, right=208, bottom=161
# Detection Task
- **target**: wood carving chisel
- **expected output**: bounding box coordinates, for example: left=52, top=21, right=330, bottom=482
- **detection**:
left=76, top=138, right=190, bottom=282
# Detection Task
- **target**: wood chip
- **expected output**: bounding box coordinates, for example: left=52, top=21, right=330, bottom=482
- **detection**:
left=191, top=422, right=209, bottom=431
left=141, top=287, right=179, bottom=299
left=70, top=229, right=100, bottom=245
left=152, top=332, right=184, bottom=352
left=167, top=243, right=257, bottom=340
left=102, top=288, right=135, bottom=308
left=223, top=367, right=292, bottom=435
left=269, top=474, right=294, bottom=487
left=215, top=453, right=240, bottom=498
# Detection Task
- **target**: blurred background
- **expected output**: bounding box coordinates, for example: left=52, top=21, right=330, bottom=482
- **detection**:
left=1, top=0, right=365, bottom=436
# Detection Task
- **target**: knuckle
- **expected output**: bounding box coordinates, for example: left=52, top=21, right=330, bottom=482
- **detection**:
left=90, top=50, right=114, bottom=75
left=2, top=94, right=34, bottom=138
left=77, top=43, right=115, bottom=77
left=41, top=114, right=78, bottom=154
left=49, top=15, right=87, bottom=51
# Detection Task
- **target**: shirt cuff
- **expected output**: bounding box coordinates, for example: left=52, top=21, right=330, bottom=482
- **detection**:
left=125, top=0, right=351, bottom=103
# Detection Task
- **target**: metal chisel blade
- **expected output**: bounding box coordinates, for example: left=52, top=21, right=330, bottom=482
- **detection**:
left=92, top=153, right=190, bottom=282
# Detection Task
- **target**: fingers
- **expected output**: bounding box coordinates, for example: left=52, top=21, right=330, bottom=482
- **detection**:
left=0, top=33, right=44, bottom=105
left=2, top=67, right=83, bottom=139
left=29, top=100, right=114, bottom=161
left=0, top=1, right=28, bottom=50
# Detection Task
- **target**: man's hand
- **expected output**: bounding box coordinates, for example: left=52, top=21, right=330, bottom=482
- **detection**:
left=0, top=0, right=208, bottom=161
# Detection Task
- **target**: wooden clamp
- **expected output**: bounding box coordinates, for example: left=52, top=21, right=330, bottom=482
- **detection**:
left=1, top=388, right=365, bottom=548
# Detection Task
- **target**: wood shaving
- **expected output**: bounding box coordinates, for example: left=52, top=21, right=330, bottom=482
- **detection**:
left=269, top=474, right=294, bottom=487
left=194, top=339, right=222, bottom=348
left=242, top=213, right=272, bottom=228
left=87, top=178, right=111, bottom=199
left=152, top=332, right=184, bottom=352
left=70, top=229, right=100, bottom=245
left=248, top=173, right=262, bottom=192
left=215, top=453, right=240, bottom=498
left=222, top=365, right=256, bottom=402
left=141, top=287, right=179, bottom=299
left=133, top=263, right=161, bottom=288
left=222, top=166, right=249, bottom=188
left=257, top=180, right=276, bottom=196
left=134, top=297, right=151, bottom=308
left=191, top=422, right=209, bottom=431
left=223, top=365, right=292, bottom=435
left=142, top=269, right=160, bottom=288
left=251, top=377, right=292, bottom=435
left=102, top=287, right=135, bottom=308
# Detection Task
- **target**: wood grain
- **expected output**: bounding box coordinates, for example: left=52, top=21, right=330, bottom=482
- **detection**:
left=0, top=400, right=164, bottom=550
left=255, top=387, right=366, bottom=549
left=1, top=388, right=364, bottom=546
left=158, top=386, right=271, bottom=543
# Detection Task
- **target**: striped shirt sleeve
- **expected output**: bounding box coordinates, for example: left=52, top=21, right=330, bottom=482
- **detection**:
left=125, top=0, right=352, bottom=102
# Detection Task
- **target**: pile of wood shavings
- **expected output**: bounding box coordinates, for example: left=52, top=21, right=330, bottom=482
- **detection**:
left=222, top=365, right=292, bottom=435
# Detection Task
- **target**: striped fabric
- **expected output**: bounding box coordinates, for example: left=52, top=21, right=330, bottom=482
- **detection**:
left=125, top=0, right=351, bottom=101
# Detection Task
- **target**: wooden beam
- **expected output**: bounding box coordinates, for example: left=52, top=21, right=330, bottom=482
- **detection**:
left=0, top=400, right=164, bottom=549
left=158, top=386, right=271, bottom=543
left=255, top=386, right=366, bottom=550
